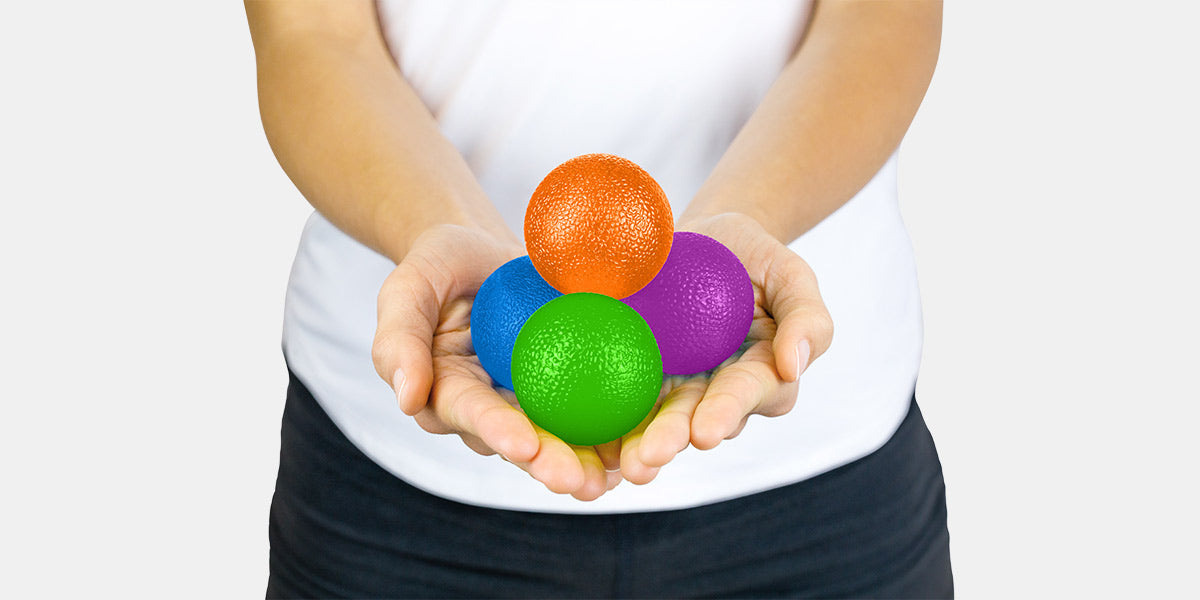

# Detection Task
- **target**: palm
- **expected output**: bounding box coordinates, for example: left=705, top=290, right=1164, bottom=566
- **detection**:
left=375, top=226, right=617, bottom=500
left=663, top=282, right=780, bottom=412
left=618, top=213, right=832, bottom=484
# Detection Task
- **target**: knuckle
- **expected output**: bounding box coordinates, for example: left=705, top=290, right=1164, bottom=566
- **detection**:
left=414, top=409, right=451, bottom=435
left=725, top=417, right=750, bottom=439
left=370, top=332, right=398, bottom=374
left=459, top=434, right=496, bottom=457
left=443, top=396, right=472, bottom=434
left=722, top=368, right=763, bottom=395
left=757, top=388, right=798, bottom=418
left=380, top=266, right=421, bottom=311
left=677, top=377, right=710, bottom=396
left=378, top=262, right=414, bottom=299
left=725, top=362, right=773, bottom=396
left=812, top=311, right=835, bottom=347
left=474, top=402, right=508, bottom=429
left=439, top=388, right=487, bottom=436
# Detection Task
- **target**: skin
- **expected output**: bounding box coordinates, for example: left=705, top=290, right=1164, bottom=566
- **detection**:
left=246, top=0, right=942, bottom=500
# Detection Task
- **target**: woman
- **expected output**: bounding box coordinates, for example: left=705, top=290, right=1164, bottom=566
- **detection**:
left=247, top=0, right=950, bottom=597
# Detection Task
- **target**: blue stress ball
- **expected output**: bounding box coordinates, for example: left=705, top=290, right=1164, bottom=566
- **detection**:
left=622, top=232, right=754, bottom=375
left=470, top=256, right=562, bottom=389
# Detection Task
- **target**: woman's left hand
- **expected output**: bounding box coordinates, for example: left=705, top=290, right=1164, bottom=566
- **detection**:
left=619, top=213, right=835, bottom=484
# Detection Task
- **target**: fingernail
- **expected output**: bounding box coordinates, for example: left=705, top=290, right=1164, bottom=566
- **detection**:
left=392, top=368, right=407, bottom=406
left=794, top=340, right=811, bottom=380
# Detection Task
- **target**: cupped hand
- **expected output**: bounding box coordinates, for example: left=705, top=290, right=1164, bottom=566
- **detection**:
left=371, top=224, right=619, bottom=500
left=619, top=213, right=834, bottom=484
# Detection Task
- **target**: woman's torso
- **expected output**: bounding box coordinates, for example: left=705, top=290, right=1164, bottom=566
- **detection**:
left=281, top=0, right=923, bottom=513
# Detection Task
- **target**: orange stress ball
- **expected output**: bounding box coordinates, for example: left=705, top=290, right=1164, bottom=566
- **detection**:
left=524, top=154, right=674, bottom=299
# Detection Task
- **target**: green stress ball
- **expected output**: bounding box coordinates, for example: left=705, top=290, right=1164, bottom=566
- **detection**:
left=511, top=293, right=663, bottom=446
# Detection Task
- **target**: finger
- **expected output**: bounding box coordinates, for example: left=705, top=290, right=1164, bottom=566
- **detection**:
left=423, top=407, right=593, bottom=497
left=419, top=352, right=588, bottom=496
left=690, top=343, right=781, bottom=450
left=570, top=446, right=609, bottom=501
left=413, top=405, right=454, bottom=435
left=606, top=470, right=623, bottom=491
left=619, top=434, right=660, bottom=486
left=507, top=424, right=588, bottom=495
left=373, top=260, right=441, bottom=415
left=726, top=415, right=750, bottom=440
left=761, top=244, right=834, bottom=382
left=372, top=234, right=515, bottom=415
left=637, top=379, right=708, bottom=468
left=596, top=440, right=622, bottom=472
left=617, top=393, right=668, bottom=485
left=429, top=364, right=540, bottom=462
left=457, top=431, right=496, bottom=457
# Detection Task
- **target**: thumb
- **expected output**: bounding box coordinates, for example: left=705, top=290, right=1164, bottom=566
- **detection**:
left=371, top=228, right=517, bottom=414
left=762, top=243, right=834, bottom=382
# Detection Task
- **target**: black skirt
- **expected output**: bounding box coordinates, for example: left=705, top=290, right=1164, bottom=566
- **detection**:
left=268, top=368, right=953, bottom=599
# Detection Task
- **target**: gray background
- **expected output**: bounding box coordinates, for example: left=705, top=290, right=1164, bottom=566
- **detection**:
left=2, top=1, right=1196, bottom=596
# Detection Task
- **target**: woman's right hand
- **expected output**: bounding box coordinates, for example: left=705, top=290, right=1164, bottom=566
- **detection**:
left=372, top=224, right=618, bottom=501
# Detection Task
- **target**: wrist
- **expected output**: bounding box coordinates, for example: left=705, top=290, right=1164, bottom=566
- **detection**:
left=679, top=204, right=790, bottom=244
left=391, top=223, right=523, bottom=266
left=677, top=210, right=764, bottom=237
left=374, top=192, right=488, bottom=263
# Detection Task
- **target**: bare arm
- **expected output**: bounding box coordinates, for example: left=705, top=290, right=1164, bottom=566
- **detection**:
left=246, top=0, right=615, bottom=500
left=245, top=0, right=515, bottom=261
left=680, top=0, right=943, bottom=242
left=624, top=0, right=942, bottom=479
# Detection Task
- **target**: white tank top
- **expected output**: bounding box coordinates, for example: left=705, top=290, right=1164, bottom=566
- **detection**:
left=281, top=0, right=923, bottom=513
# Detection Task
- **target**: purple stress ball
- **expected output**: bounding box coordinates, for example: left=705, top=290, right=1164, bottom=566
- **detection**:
left=622, top=232, right=753, bottom=375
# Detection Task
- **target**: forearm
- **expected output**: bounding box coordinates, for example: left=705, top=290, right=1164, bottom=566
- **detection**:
left=680, top=0, right=942, bottom=242
left=247, top=3, right=513, bottom=262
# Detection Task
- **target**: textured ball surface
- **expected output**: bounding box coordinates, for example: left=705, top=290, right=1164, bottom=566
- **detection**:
left=524, top=153, right=674, bottom=299
left=470, top=256, right=562, bottom=390
left=511, top=293, right=663, bottom=446
left=622, top=232, right=754, bottom=375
